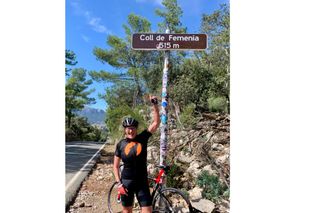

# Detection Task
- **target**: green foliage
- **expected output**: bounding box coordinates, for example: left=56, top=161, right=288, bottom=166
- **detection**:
left=65, top=68, right=95, bottom=128
left=93, top=13, right=160, bottom=105
left=155, top=0, right=186, bottom=33
left=89, top=70, right=132, bottom=83
left=223, top=188, right=230, bottom=198
left=208, top=96, right=228, bottom=113
left=65, top=50, right=77, bottom=76
left=165, top=163, right=189, bottom=190
left=169, top=4, right=230, bottom=113
left=166, top=163, right=180, bottom=188
left=196, top=170, right=228, bottom=202
left=179, top=103, right=199, bottom=128
left=88, top=3, right=230, bottom=142
left=65, top=128, right=77, bottom=142
left=99, top=128, right=108, bottom=142
left=105, top=81, right=137, bottom=109
left=66, top=116, right=102, bottom=142
left=155, top=0, right=187, bottom=86
left=200, top=3, right=230, bottom=108
left=171, top=59, right=212, bottom=110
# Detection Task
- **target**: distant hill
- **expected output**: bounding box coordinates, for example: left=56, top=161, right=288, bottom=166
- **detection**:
left=77, top=107, right=106, bottom=126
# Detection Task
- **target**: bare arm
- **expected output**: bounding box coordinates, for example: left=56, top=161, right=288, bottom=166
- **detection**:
left=113, top=156, right=121, bottom=183
left=148, top=95, right=160, bottom=134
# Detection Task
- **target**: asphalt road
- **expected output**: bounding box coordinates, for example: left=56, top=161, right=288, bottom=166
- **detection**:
left=65, top=141, right=105, bottom=185
left=65, top=141, right=106, bottom=207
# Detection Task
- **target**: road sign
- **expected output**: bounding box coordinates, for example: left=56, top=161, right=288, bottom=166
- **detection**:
left=132, top=33, right=207, bottom=50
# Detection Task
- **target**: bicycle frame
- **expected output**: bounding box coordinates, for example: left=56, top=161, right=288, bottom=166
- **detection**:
left=115, top=164, right=168, bottom=203
left=150, top=166, right=167, bottom=199
left=109, top=164, right=194, bottom=213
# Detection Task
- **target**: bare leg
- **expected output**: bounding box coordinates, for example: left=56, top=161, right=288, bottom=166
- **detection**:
left=141, top=206, right=152, bottom=213
left=122, top=206, right=133, bottom=213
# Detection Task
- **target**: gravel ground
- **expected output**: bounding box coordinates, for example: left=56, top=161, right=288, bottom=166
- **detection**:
left=67, top=144, right=117, bottom=213
left=67, top=144, right=143, bottom=213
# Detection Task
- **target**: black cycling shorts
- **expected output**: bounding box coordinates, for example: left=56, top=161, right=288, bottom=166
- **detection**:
left=121, top=178, right=152, bottom=207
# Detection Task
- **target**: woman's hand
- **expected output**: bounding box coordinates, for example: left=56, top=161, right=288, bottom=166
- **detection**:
left=117, top=183, right=128, bottom=196
left=150, top=95, right=158, bottom=105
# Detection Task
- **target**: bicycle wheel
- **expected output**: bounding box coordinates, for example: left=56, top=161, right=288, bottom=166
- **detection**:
left=107, top=182, right=122, bottom=213
left=152, top=187, right=193, bottom=213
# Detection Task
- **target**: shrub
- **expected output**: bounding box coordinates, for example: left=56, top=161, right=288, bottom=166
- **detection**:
left=207, top=96, right=228, bottom=113
left=80, top=125, right=103, bottom=141
left=83, top=132, right=94, bottom=141
left=166, top=163, right=180, bottom=188
left=65, top=128, right=78, bottom=141
left=196, top=170, right=228, bottom=202
left=170, top=59, right=212, bottom=110
left=179, top=103, right=199, bottom=128
left=66, top=116, right=103, bottom=142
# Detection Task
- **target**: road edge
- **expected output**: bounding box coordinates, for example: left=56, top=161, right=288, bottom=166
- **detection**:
left=65, top=141, right=108, bottom=210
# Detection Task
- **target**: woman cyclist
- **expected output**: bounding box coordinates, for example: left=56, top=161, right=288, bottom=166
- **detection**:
left=113, top=96, right=160, bottom=213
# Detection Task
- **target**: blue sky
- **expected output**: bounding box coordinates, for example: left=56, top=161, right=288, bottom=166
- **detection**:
left=66, top=0, right=228, bottom=110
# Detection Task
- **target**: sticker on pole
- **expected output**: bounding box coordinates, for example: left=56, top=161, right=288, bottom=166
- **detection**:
left=131, top=33, right=207, bottom=50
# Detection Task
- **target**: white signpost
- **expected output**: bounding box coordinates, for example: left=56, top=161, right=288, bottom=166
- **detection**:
left=132, top=31, right=207, bottom=166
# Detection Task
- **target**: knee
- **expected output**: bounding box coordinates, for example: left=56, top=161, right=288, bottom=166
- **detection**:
left=122, top=206, right=133, bottom=213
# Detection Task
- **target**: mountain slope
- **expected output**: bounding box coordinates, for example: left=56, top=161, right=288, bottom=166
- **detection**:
left=77, top=107, right=106, bottom=125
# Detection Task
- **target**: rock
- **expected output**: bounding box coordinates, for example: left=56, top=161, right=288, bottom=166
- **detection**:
left=106, top=170, right=113, bottom=178
left=186, top=161, right=202, bottom=178
left=216, top=154, right=229, bottom=165
left=178, top=139, right=184, bottom=145
left=211, top=134, right=220, bottom=143
left=147, top=164, right=156, bottom=176
left=190, top=161, right=201, bottom=169
left=205, top=131, right=214, bottom=141
left=177, top=151, right=194, bottom=164
left=191, top=199, right=215, bottom=213
left=172, top=130, right=188, bottom=139
left=211, top=143, right=219, bottom=150
left=147, top=146, right=159, bottom=162
left=67, top=113, right=230, bottom=213
left=182, top=181, right=191, bottom=189
left=201, top=164, right=216, bottom=176
left=220, top=198, right=230, bottom=208
left=188, top=186, right=203, bottom=201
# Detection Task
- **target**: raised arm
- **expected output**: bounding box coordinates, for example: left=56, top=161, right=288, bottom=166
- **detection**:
left=148, top=95, right=160, bottom=134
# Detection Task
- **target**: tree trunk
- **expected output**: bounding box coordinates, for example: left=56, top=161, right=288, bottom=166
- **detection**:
left=132, top=69, right=143, bottom=107
left=67, top=112, right=72, bottom=128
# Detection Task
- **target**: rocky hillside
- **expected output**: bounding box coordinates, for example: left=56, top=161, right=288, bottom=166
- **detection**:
left=147, top=112, right=230, bottom=213
left=67, top=112, right=230, bottom=213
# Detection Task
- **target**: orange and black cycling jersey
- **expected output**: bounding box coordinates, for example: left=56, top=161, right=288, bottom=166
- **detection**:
left=115, top=129, right=152, bottom=180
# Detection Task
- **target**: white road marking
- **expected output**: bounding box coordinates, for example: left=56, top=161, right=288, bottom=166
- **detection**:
left=65, top=152, right=94, bottom=156
left=65, top=142, right=107, bottom=191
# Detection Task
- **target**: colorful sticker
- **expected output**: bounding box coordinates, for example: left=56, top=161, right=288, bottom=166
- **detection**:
left=162, top=101, right=168, bottom=107
left=160, top=114, right=167, bottom=124
left=159, top=54, right=169, bottom=166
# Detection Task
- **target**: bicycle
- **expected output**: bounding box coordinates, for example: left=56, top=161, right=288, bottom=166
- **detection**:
left=107, top=164, right=194, bottom=213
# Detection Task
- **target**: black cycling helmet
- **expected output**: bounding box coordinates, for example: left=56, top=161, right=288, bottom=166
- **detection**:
left=122, top=117, right=139, bottom=128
